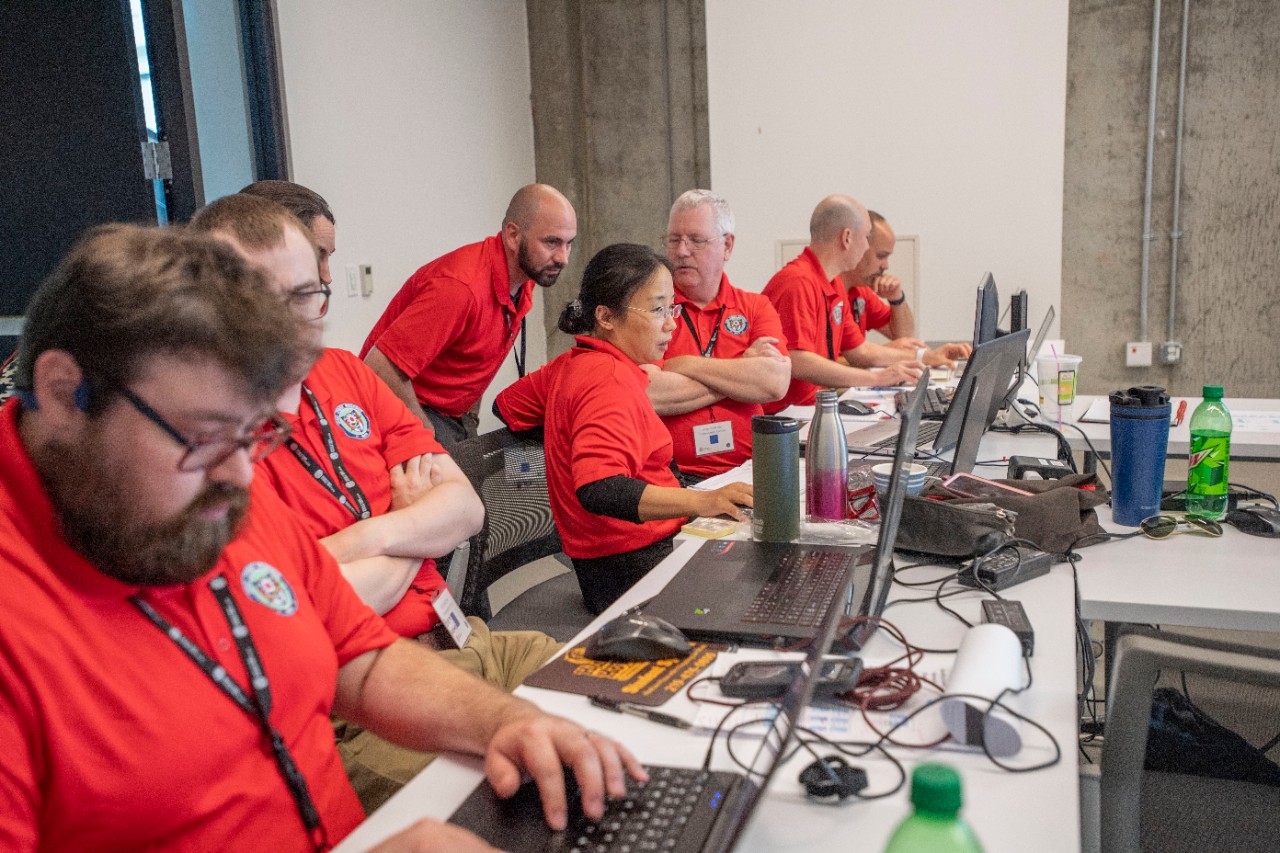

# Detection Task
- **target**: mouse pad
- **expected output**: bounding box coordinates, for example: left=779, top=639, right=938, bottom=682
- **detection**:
left=522, top=641, right=723, bottom=706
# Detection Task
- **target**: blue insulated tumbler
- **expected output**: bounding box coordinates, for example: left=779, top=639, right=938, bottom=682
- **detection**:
left=1109, top=386, right=1171, bottom=526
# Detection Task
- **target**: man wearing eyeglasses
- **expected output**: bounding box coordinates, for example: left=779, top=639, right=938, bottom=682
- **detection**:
left=0, top=225, right=641, bottom=852
left=360, top=184, right=577, bottom=447
left=195, top=191, right=561, bottom=811
left=644, top=190, right=791, bottom=479
left=763, top=195, right=924, bottom=412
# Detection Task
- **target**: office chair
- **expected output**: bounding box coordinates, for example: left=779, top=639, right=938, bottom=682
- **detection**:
left=450, top=427, right=593, bottom=642
left=1083, top=628, right=1280, bottom=853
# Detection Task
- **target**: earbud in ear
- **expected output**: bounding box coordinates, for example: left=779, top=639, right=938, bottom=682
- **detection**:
left=799, top=755, right=867, bottom=801
left=74, top=381, right=90, bottom=412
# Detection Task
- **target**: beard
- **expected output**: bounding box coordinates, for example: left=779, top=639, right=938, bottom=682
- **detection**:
left=33, top=434, right=250, bottom=587
left=518, top=238, right=565, bottom=287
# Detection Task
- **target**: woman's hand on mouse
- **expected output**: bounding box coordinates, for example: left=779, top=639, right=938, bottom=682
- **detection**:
left=693, top=482, right=754, bottom=521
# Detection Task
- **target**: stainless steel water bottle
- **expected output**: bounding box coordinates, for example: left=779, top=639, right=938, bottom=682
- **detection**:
left=806, top=390, right=848, bottom=522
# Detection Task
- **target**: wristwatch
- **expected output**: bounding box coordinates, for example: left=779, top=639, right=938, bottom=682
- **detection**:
left=887, top=293, right=907, bottom=306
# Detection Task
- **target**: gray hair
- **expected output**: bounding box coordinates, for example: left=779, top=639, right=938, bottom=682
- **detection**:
left=670, top=189, right=735, bottom=236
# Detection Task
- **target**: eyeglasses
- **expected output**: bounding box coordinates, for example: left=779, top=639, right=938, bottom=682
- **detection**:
left=1139, top=514, right=1224, bottom=539
left=286, top=283, right=331, bottom=320
left=120, top=387, right=291, bottom=472
left=663, top=234, right=724, bottom=252
left=626, top=303, right=684, bottom=322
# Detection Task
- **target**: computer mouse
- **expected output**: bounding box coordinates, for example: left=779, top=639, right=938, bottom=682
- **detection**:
left=1225, top=505, right=1280, bottom=538
left=838, top=399, right=875, bottom=417
left=583, top=612, right=693, bottom=662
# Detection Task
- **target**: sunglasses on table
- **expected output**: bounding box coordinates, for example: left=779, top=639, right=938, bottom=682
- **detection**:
left=1139, top=514, right=1224, bottom=539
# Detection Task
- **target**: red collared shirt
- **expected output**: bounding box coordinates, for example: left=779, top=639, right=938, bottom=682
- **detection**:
left=496, top=337, right=683, bottom=559
left=256, top=348, right=448, bottom=636
left=846, top=284, right=892, bottom=335
left=762, top=247, right=865, bottom=410
left=0, top=402, right=397, bottom=852
left=360, top=234, right=532, bottom=418
left=661, top=274, right=788, bottom=476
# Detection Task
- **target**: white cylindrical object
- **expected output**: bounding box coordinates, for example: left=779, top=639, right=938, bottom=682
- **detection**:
left=939, top=623, right=1025, bottom=757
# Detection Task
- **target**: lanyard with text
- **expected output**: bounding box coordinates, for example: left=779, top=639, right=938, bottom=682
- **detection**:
left=285, top=385, right=371, bottom=521
left=680, top=306, right=726, bottom=358
left=130, top=576, right=329, bottom=851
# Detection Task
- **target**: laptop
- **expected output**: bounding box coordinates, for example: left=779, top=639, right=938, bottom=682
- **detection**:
left=447, top=548, right=859, bottom=853
left=641, top=372, right=927, bottom=650
left=846, top=328, right=1030, bottom=456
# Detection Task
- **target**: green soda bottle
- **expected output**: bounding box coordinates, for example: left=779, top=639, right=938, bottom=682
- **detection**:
left=884, top=764, right=983, bottom=853
left=1186, top=385, right=1232, bottom=520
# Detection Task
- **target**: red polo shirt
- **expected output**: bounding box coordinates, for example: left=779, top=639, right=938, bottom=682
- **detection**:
left=662, top=274, right=788, bottom=477
left=360, top=234, right=532, bottom=418
left=256, top=348, right=448, bottom=637
left=762, top=247, right=865, bottom=411
left=846, top=284, right=892, bottom=335
left=0, top=403, right=398, bottom=852
left=496, top=337, right=683, bottom=559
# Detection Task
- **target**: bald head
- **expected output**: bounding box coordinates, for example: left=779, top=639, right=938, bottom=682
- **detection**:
left=809, top=195, right=868, bottom=245
left=501, top=184, right=577, bottom=289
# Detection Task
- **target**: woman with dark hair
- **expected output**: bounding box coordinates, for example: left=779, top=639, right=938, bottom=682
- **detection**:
left=497, top=243, right=753, bottom=614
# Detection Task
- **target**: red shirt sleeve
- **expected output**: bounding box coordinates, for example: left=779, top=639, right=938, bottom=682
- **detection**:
left=766, top=273, right=828, bottom=357
left=565, top=358, right=655, bottom=489
left=368, top=277, right=474, bottom=380
left=495, top=367, right=551, bottom=430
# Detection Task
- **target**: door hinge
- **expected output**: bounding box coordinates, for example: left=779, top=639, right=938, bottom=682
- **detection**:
left=141, top=140, right=172, bottom=181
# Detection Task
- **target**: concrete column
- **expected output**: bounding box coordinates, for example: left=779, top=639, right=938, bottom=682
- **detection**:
left=527, top=0, right=710, bottom=356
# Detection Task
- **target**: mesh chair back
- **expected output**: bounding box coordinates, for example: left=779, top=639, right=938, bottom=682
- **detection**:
left=451, top=428, right=562, bottom=621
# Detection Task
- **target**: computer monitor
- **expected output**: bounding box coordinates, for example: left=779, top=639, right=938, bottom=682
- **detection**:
left=971, top=273, right=1000, bottom=348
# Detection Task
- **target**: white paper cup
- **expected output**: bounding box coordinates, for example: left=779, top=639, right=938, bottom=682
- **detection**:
left=872, top=462, right=927, bottom=495
left=1036, top=354, right=1082, bottom=420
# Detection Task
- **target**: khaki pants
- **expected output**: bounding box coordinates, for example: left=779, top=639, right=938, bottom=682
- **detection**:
left=335, top=617, right=562, bottom=814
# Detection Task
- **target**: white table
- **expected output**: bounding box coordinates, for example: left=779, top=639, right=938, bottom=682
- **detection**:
left=1064, top=395, right=1280, bottom=463
left=335, top=536, right=1082, bottom=852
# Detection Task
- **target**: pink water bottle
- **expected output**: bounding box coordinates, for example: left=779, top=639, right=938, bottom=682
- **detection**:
left=806, top=390, right=848, bottom=521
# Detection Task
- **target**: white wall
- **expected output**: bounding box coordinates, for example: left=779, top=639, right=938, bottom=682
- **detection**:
left=273, top=1, right=542, bottom=430
left=705, top=0, right=1069, bottom=343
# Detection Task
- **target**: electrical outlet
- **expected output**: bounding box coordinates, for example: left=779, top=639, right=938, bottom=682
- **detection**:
left=345, top=265, right=359, bottom=298
left=1159, top=341, right=1183, bottom=365
left=359, top=265, right=373, bottom=297
left=1126, top=341, right=1152, bottom=367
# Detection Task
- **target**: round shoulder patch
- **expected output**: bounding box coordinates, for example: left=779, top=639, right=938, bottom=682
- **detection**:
left=722, top=313, right=749, bottom=336
left=241, top=562, right=299, bottom=616
left=333, top=402, right=371, bottom=440
left=832, top=304, right=844, bottom=326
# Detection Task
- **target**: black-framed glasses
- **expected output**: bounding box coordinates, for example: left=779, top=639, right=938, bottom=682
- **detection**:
left=663, top=233, right=724, bottom=252
left=626, top=303, right=684, bottom=322
left=1139, top=514, right=1223, bottom=539
left=287, top=283, right=331, bottom=320
left=119, top=387, right=291, bottom=472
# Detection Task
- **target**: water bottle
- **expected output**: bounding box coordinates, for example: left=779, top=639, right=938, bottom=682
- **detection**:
left=1186, top=385, right=1232, bottom=520
left=806, top=390, right=848, bottom=522
left=751, top=415, right=801, bottom=542
left=1108, top=385, right=1170, bottom=526
left=884, top=764, right=984, bottom=853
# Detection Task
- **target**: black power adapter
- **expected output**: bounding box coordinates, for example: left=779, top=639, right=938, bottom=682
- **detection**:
left=958, top=545, right=1053, bottom=592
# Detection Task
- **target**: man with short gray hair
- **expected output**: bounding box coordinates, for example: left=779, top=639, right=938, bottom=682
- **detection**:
left=645, top=190, right=790, bottom=478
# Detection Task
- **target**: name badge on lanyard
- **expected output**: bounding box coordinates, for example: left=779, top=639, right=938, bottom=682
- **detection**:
left=693, top=421, right=735, bottom=457
left=431, top=587, right=473, bottom=648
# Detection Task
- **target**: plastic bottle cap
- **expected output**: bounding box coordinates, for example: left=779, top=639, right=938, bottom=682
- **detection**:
left=909, top=763, right=963, bottom=817
left=1202, top=384, right=1224, bottom=400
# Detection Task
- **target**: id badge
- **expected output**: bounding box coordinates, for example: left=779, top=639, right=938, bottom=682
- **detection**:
left=693, top=421, right=735, bottom=457
left=430, top=588, right=473, bottom=649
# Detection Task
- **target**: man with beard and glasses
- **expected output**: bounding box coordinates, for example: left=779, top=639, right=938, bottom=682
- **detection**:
left=0, top=225, right=642, bottom=852
left=192, top=191, right=562, bottom=812
left=360, top=184, right=577, bottom=446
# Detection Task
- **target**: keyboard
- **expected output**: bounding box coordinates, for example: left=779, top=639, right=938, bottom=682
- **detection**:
left=556, top=766, right=735, bottom=853
left=895, top=386, right=952, bottom=420
left=744, top=547, right=850, bottom=626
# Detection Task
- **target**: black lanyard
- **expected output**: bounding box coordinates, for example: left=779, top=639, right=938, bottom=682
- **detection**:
left=131, top=576, right=329, bottom=851
left=285, top=385, right=371, bottom=522
left=825, top=301, right=836, bottom=360
left=514, top=317, right=527, bottom=378
left=680, top=306, right=726, bottom=358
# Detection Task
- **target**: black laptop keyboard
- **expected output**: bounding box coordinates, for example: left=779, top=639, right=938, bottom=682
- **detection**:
left=743, top=548, right=849, bottom=627
left=556, top=766, right=727, bottom=853
left=895, top=386, right=952, bottom=420
left=862, top=419, right=942, bottom=452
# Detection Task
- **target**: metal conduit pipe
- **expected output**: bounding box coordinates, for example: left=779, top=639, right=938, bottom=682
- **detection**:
left=1168, top=0, right=1191, bottom=345
left=1139, top=0, right=1163, bottom=343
